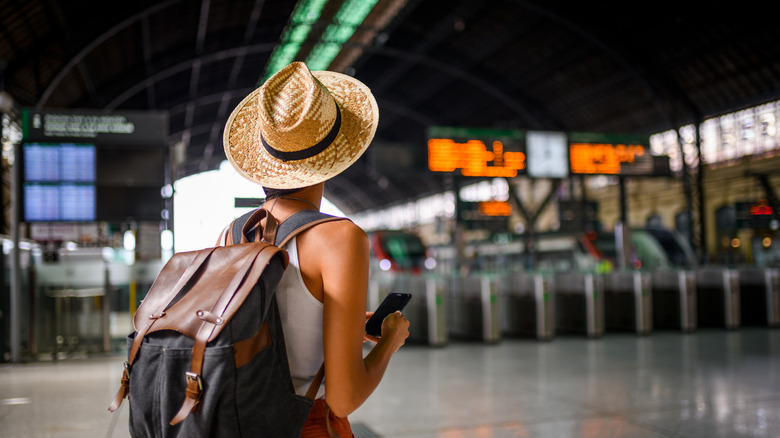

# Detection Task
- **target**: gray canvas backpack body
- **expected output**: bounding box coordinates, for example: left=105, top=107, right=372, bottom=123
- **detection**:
left=108, top=208, right=345, bottom=437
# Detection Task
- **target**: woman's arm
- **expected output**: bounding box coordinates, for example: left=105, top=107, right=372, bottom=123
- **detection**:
left=298, top=220, right=409, bottom=417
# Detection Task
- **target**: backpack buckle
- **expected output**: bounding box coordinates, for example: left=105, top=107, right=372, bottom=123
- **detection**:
left=185, top=371, right=202, bottom=391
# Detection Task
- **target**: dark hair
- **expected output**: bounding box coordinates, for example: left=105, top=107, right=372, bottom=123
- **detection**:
left=262, top=187, right=303, bottom=201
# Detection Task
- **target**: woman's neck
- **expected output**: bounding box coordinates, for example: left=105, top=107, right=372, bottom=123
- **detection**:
left=264, top=183, right=324, bottom=219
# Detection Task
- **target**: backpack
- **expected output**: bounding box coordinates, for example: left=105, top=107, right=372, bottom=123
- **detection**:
left=108, top=207, right=345, bottom=437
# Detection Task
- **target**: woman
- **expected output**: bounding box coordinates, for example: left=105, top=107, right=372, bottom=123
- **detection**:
left=223, top=61, right=410, bottom=437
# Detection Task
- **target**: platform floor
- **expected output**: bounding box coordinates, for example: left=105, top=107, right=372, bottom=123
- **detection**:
left=1, top=328, right=779, bottom=437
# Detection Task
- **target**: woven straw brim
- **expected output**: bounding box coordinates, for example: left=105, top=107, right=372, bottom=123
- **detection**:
left=223, top=71, right=379, bottom=189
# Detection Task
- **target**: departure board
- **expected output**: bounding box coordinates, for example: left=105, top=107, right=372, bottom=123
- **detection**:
left=569, top=143, right=646, bottom=174
left=567, top=133, right=652, bottom=175
left=23, top=143, right=96, bottom=222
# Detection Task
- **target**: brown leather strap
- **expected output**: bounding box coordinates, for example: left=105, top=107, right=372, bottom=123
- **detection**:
left=306, top=363, right=342, bottom=438
left=305, top=363, right=325, bottom=400
left=108, top=248, right=218, bottom=413
left=262, top=211, right=279, bottom=243
left=240, top=208, right=268, bottom=244
left=233, top=323, right=271, bottom=368
left=171, top=374, right=203, bottom=422
left=128, top=247, right=216, bottom=366
left=215, top=224, right=230, bottom=247
left=171, top=245, right=276, bottom=425
left=107, top=364, right=130, bottom=412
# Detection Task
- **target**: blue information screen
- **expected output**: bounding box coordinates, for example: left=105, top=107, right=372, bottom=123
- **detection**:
left=23, top=143, right=97, bottom=222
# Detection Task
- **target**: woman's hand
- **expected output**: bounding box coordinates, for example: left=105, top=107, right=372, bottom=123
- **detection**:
left=380, top=311, right=410, bottom=352
left=363, top=311, right=409, bottom=350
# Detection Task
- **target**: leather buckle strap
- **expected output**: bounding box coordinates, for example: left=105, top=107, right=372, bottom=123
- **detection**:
left=108, top=247, right=216, bottom=414
left=170, top=245, right=276, bottom=425
left=170, top=372, right=203, bottom=424
left=107, top=362, right=130, bottom=413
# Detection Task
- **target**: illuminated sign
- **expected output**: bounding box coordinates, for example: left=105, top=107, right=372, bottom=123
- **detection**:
left=478, top=201, right=512, bottom=216
left=22, top=108, right=168, bottom=145
left=459, top=200, right=511, bottom=230
left=750, top=199, right=774, bottom=216
left=569, top=142, right=646, bottom=174
left=427, top=126, right=526, bottom=178
left=428, top=139, right=526, bottom=177
left=736, top=199, right=778, bottom=229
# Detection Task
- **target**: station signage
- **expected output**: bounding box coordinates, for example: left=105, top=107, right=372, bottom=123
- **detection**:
left=478, top=201, right=512, bottom=216
left=736, top=199, right=777, bottom=229
left=568, top=133, right=651, bottom=175
left=458, top=200, right=511, bottom=231
left=22, top=108, right=168, bottom=146
left=427, top=126, right=526, bottom=177
left=428, top=127, right=669, bottom=178
left=20, top=108, right=169, bottom=223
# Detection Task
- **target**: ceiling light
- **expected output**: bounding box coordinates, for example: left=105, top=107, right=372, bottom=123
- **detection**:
left=263, top=0, right=329, bottom=81
left=306, top=0, right=379, bottom=71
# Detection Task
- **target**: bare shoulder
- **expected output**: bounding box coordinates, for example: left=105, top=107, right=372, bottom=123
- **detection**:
left=311, top=218, right=367, bottom=248
left=297, top=218, right=367, bottom=254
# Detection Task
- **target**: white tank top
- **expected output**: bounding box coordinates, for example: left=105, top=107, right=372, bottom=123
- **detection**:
left=275, top=236, right=326, bottom=399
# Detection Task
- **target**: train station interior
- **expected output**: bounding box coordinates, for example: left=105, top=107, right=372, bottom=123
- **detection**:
left=1, top=1, right=779, bottom=437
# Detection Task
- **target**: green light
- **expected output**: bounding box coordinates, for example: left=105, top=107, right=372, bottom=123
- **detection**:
left=307, top=42, right=342, bottom=71
left=323, top=24, right=356, bottom=44
left=305, top=0, right=379, bottom=71
left=287, top=24, right=312, bottom=43
left=264, top=0, right=380, bottom=80
left=335, top=0, right=378, bottom=26
left=291, top=0, right=328, bottom=24
left=263, top=0, right=329, bottom=81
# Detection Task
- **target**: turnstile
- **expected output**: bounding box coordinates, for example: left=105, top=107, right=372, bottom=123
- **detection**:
left=696, top=268, right=740, bottom=329
left=739, top=268, right=780, bottom=327
left=603, top=272, right=653, bottom=335
left=368, top=273, right=448, bottom=346
left=555, top=273, right=604, bottom=338
left=35, top=261, right=112, bottom=357
left=501, top=273, right=555, bottom=340
left=651, top=270, right=697, bottom=332
left=447, top=274, right=501, bottom=343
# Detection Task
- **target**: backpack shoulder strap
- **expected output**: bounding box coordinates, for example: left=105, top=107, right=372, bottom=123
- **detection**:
left=228, top=208, right=349, bottom=247
left=275, top=210, right=349, bottom=247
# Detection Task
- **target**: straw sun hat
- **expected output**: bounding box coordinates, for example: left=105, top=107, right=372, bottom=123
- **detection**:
left=223, top=61, right=379, bottom=189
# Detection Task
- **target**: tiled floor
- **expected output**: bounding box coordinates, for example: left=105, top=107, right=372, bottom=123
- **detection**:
left=1, top=328, right=778, bottom=437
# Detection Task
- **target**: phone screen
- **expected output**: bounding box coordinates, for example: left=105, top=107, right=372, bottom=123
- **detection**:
left=365, top=292, right=412, bottom=337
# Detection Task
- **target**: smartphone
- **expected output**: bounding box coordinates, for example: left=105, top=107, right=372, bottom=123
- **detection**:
left=366, top=292, right=412, bottom=338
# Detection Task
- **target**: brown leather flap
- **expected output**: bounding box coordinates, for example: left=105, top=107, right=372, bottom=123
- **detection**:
left=133, top=242, right=288, bottom=342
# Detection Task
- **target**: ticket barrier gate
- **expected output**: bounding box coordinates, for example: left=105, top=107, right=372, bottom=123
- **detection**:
left=447, top=274, right=501, bottom=343
left=738, top=268, right=779, bottom=327
left=696, top=268, right=740, bottom=329
left=35, top=260, right=113, bottom=357
left=651, top=270, right=697, bottom=332
left=603, top=272, right=653, bottom=335
left=368, top=274, right=448, bottom=346
left=500, top=273, right=555, bottom=340
left=555, top=273, right=604, bottom=338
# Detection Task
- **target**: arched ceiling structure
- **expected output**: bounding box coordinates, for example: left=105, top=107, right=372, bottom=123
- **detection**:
left=2, top=0, right=780, bottom=214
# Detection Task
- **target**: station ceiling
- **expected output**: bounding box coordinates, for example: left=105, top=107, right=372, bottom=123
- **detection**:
left=2, top=0, right=780, bottom=214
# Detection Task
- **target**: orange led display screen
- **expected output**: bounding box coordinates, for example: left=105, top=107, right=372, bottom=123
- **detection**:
left=428, top=138, right=526, bottom=177
left=479, top=201, right=512, bottom=216
left=569, top=143, right=646, bottom=175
